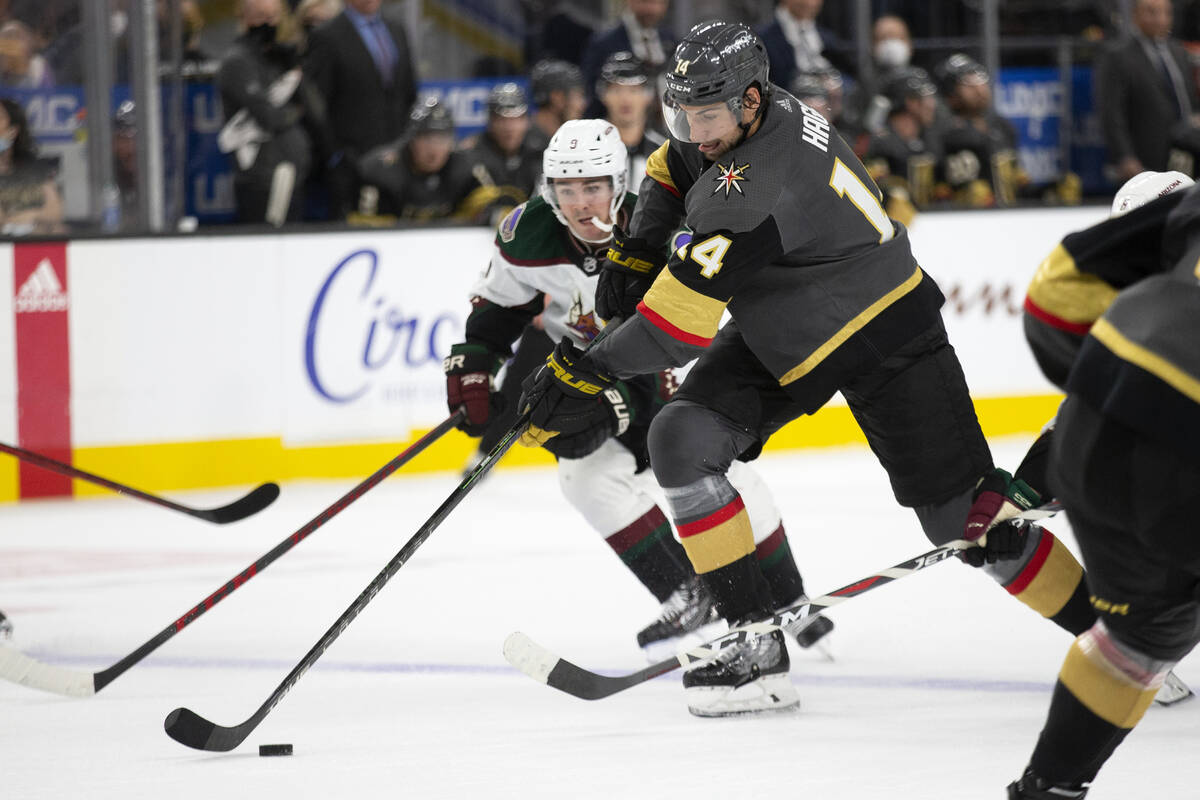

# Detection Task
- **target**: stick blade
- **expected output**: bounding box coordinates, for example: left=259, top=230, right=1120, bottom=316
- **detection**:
left=503, top=631, right=673, bottom=701
left=0, top=644, right=96, bottom=697
left=164, top=707, right=248, bottom=752
left=201, top=483, right=281, bottom=524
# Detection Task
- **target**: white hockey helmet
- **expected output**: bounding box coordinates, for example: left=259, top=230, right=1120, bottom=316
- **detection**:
left=1110, top=170, right=1194, bottom=216
left=540, top=119, right=628, bottom=242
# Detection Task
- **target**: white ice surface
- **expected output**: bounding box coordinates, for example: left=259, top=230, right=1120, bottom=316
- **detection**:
left=2, top=439, right=1197, bottom=799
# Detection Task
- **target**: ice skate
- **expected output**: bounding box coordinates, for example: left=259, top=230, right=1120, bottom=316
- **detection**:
left=1154, top=670, right=1194, bottom=706
left=636, top=576, right=722, bottom=661
left=0, top=610, right=11, bottom=640
left=1007, top=768, right=1088, bottom=799
left=682, top=625, right=799, bottom=717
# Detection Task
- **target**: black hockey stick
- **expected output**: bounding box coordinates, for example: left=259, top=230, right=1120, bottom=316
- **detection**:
left=0, top=441, right=279, bottom=524
left=164, top=409, right=527, bottom=751
left=0, top=411, right=463, bottom=698
left=503, top=540, right=972, bottom=700
left=503, top=504, right=1070, bottom=700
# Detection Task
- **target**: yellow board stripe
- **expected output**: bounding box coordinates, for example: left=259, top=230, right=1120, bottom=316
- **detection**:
left=1025, top=243, right=1119, bottom=325
left=642, top=267, right=729, bottom=341
left=644, top=141, right=677, bottom=194
left=0, top=394, right=1066, bottom=505
left=1091, top=316, right=1200, bottom=406
left=679, top=508, right=756, bottom=574
left=779, top=266, right=924, bottom=386
left=1059, top=637, right=1159, bottom=729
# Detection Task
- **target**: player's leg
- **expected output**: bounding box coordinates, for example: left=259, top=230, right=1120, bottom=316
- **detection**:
left=1011, top=398, right=1200, bottom=797
left=649, top=326, right=810, bottom=715
left=727, top=459, right=834, bottom=650
left=842, top=319, right=1097, bottom=634
left=556, top=437, right=692, bottom=605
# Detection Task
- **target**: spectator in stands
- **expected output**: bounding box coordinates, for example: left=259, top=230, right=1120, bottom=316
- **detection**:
left=933, top=52, right=1024, bottom=207
left=461, top=83, right=544, bottom=206
left=842, top=15, right=916, bottom=138
left=217, top=0, right=323, bottom=225
left=580, top=0, right=674, bottom=117
left=596, top=51, right=665, bottom=188
left=789, top=71, right=834, bottom=122
left=356, top=97, right=486, bottom=222
left=528, top=59, right=587, bottom=149
left=523, top=0, right=594, bottom=67
left=0, top=97, right=63, bottom=235
left=305, top=0, right=417, bottom=218
left=863, top=67, right=942, bottom=221
left=1096, top=0, right=1200, bottom=181
left=0, top=20, right=52, bottom=88
left=112, top=100, right=140, bottom=231
left=296, top=0, right=341, bottom=45
left=757, top=0, right=853, bottom=93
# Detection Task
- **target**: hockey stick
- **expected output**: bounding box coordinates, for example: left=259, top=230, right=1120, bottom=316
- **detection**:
left=162, top=317, right=631, bottom=751
left=0, top=442, right=279, bottom=525
left=502, top=505, right=1067, bottom=701
left=0, top=411, right=463, bottom=698
left=164, top=409, right=527, bottom=751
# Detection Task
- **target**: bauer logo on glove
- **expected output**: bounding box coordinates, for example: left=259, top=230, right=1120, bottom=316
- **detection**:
left=518, top=337, right=632, bottom=455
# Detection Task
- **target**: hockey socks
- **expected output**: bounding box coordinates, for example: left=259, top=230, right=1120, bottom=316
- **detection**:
left=755, top=524, right=806, bottom=609
left=984, top=526, right=1095, bottom=635
left=604, top=505, right=690, bottom=602
left=1027, top=621, right=1170, bottom=788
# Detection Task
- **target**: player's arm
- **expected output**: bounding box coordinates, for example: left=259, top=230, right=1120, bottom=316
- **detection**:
left=445, top=239, right=545, bottom=436
left=591, top=216, right=784, bottom=378
left=595, top=142, right=695, bottom=321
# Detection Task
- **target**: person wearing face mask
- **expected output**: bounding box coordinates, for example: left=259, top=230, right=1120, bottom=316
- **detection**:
left=217, top=0, right=325, bottom=224
left=841, top=15, right=914, bottom=141
left=0, top=96, right=64, bottom=236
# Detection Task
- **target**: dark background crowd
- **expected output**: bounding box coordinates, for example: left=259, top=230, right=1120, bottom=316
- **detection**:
left=1, top=0, right=1199, bottom=234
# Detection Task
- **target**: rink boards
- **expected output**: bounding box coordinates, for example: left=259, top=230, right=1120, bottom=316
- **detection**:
left=0, top=206, right=1104, bottom=503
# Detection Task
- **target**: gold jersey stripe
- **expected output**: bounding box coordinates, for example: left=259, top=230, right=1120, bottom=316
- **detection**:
left=1011, top=535, right=1084, bottom=618
left=779, top=266, right=924, bottom=386
left=642, top=267, right=729, bottom=342
left=645, top=141, right=677, bottom=194
left=1060, top=637, right=1159, bottom=729
left=679, top=509, right=756, bottom=574
left=1025, top=243, right=1119, bottom=325
left=1091, top=317, right=1200, bottom=405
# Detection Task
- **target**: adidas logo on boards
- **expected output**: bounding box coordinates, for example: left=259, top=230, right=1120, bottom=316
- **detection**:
left=14, top=258, right=68, bottom=313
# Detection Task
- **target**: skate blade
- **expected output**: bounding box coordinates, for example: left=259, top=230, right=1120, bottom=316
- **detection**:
left=685, top=673, right=800, bottom=718
left=640, top=620, right=726, bottom=663
left=1154, top=672, right=1194, bottom=707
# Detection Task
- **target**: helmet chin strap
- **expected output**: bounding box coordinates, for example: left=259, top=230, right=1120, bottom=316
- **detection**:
left=731, top=88, right=767, bottom=149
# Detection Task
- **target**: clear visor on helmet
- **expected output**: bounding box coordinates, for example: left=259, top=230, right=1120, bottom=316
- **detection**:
left=661, top=93, right=742, bottom=143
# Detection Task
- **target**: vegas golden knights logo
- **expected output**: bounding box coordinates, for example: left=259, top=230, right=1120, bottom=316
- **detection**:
left=675, top=59, right=691, bottom=75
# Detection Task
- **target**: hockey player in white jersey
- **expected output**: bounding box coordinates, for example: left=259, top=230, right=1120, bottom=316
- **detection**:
left=444, top=119, right=830, bottom=659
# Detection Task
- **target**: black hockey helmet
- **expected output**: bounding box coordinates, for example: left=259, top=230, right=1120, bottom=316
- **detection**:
left=488, top=82, right=529, bottom=118
left=934, top=53, right=988, bottom=97
left=883, top=66, right=936, bottom=109
left=408, top=97, right=455, bottom=135
left=530, top=59, right=584, bottom=107
left=599, top=50, right=650, bottom=89
left=114, top=99, right=137, bottom=136
left=661, top=20, right=770, bottom=141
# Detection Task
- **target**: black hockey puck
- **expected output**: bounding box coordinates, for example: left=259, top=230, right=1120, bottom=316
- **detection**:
left=258, top=744, right=293, bottom=757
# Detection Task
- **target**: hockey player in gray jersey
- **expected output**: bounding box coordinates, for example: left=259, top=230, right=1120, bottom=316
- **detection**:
left=444, top=119, right=827, bottom=658
left=518, top=21, right=1092, bottom=717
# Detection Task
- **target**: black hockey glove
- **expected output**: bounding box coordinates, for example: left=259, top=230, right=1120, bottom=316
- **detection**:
left=594, top=226, right=667, bottom=322
left=518, top=337, right=630, bottom=452
left=959, top=468, right=1040, bottom=568
left=444, top=343, right=505, bottom=437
